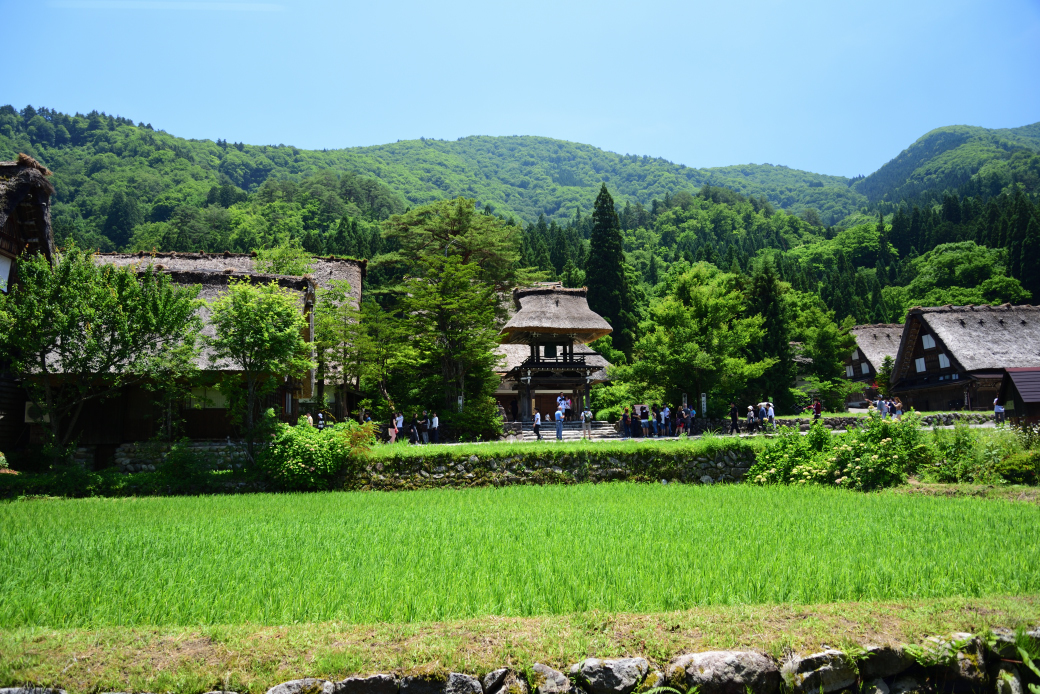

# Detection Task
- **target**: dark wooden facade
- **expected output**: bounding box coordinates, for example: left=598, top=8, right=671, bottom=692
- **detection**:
left=1000, top=368, right=1040, bottom=426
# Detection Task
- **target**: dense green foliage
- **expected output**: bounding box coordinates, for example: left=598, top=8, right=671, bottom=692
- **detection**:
left=749, top=414, right=1040, bottom=489
left=0, top=247, right=201, bottom=453
left=855, top=123, right=1040, bottom=204
left=2, top=482, right=1038, bottom=627
left=256, top=419, right=375, bottom=491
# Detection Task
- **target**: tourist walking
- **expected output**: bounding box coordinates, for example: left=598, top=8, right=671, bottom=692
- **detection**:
left=893, top=398, right=903, bottom=420
left=581, top=406, right=593, bottom=440
left=621, top=407, right=631, bottom=439
left=420, top=410, right=430, bottom=444
left=388, top=415, right=398, bottom=444
left=430, top=412, right=439, bottom=443
left=555, top=406, right=565, bottom=440
left=746, top=405, right=757, bottom=433
left=395, top=412, right=404, bottom=435
left=533, top=409, right=542, bottom=440
left=650, top=405, right=660, bottom=437
left=409, top=414, right=421, bottom=444
left=994, top=398, right=1005, bottom=425
left=813, top=399, right=822, bottom=421
left=661, top=404, right=671, bottom=436
left=640, top=406, right=650, bottom=437
left=565, top=396, right=573, bottom=422
left=729, top=402, right=739, bottom=434
left=767, top=402, right=775, bottom=430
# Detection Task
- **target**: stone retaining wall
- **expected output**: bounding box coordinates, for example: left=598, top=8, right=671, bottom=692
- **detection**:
left=17, top=626, right=1025, bottom=694
left=352, top=445, right=758, bottom=490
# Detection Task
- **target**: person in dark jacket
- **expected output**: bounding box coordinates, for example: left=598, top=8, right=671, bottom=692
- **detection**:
left=729, top=402, right=740, bottom=434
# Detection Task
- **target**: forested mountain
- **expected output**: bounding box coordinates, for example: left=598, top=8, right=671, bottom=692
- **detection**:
left=854, top=122, right=1040, bottom=206
left=0, top=104, right=868, bottom=244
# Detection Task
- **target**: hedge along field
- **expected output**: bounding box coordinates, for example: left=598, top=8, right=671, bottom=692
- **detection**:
left=1, top=483, right=1039, bottom=629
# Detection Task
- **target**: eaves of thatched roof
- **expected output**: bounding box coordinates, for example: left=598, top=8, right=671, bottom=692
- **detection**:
left=849, top=323, right=903, bottom=370
left=894, top=304, right=1040, bottom=378
left=500, top=286, right=612, bottom=344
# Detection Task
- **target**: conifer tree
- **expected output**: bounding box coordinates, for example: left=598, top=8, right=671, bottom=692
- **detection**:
left=1021, top=216, right=1040, bottom=300
left=586, top=184, right=637, bottom=356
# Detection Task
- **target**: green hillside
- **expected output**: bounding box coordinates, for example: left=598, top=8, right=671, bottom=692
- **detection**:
left=853, top=122, right=1040, bottom=204
left=0, top=105, right=866, bottom=238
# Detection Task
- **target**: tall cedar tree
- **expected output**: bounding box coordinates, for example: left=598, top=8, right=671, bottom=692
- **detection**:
left=747, top=261, right=796, bottom=412
left=586, top=185, right=637, bottom=356
left=380, top=198, right=540, bottom=437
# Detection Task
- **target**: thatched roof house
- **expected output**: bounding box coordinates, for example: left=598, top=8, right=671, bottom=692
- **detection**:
left=0, top=154, right=56, bottom=291
left=847, top=324, right=902, bottom=382
left=94, top=251, right=365, bottom=299
left=501, top=286, right=612, bottom=345
left=891, top=304, right=1040, bottom=411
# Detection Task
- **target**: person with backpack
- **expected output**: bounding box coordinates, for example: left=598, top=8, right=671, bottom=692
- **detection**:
left=581, top=405, right=593, bottom=440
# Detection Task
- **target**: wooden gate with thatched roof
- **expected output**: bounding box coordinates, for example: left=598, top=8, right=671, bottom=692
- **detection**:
left=497, top=285, right=613, bottom=422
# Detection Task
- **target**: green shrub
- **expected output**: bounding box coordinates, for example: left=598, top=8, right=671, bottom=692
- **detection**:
left=156, top=440, right=213, bottom=494
left=256, top=420, right=375, bottom=491
left=925, top=423, right=1022, bottom=484
left=0, top=450, right=7, bottom=469
left=995, top=451, right=1040, bottom=485
left=748, top=411, right=929, bottom=490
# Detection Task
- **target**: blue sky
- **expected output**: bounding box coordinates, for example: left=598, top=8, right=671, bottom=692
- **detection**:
left=4, top=0, right=1039, bottom=177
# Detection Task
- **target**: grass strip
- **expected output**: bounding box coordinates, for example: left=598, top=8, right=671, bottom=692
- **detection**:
left=1, top=596, right=1037, bottom=694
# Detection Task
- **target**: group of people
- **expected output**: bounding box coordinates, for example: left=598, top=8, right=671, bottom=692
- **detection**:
left=531, top=400, right=595, bottom=440
left=736, top=401, right=777, bottom=433
left=387, top=410, right=440, bottom=445
left=618, top=403, right=694, bottom=439
left=867, top=396, right=904, bottom=420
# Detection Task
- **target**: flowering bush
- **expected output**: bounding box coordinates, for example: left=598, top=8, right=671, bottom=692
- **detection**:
left=748, top=411, right=930, bottom=491
left=257, top=418, right=375, bottom=491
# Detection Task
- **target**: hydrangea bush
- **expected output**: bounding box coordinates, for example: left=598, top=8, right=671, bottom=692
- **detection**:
left=256, top=419, right=375, bottom=491
left=748, top=411, right=931, bottom=490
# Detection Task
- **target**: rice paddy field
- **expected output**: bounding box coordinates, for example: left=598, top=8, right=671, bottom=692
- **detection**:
left=2, top=483, right=1038, bottom=630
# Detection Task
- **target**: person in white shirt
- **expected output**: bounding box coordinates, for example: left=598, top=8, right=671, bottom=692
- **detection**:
left=533, top=409, right=542, bottom=440
left=555, top=406, right=565, bottom=440
left=395, top=412, right=404, bottom=431
left=581, top=407, right=593, bottom=439
left=565, top=396, right=573, bottom=421
left=767, top=403, right=775, bottom=430
left=661, top=405, right=671, bottom=436
left=430, top=412, right=439, bottom=443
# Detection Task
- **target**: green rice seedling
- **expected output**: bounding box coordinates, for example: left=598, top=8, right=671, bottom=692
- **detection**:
left=1, top=484, right=1038, bottom=629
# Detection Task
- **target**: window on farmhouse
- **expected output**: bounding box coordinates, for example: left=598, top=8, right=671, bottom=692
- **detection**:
left=846, top=365, right=855, bottom=378
left=915, top=357, right=926, bottom=373
left=851, top=349, right=859, bottom=360
left=861, top=362, right=870, bottom=375
left=938, top=353, right=951, bottom=369
left=922, top=334, right=936, bottom=349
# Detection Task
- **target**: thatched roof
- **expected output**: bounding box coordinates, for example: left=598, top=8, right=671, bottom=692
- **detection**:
left=0, top=154, right=56, bottom=262
left=95, top=251, right=364, bottom=303
left=895, top=305, right=1040, bottom=376
left=167, top=270, right=315, bottom=371
left=494, top=342, right=611, bottom=382
left=849, top=323, right=903, bottom=370
left=500, top=286, right=612, bottom=344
